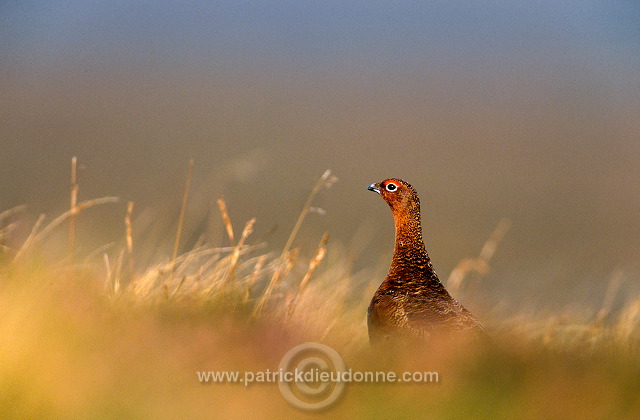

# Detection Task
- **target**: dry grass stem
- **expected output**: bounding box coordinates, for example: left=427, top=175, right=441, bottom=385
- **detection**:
left=69, top=156, right=78, bottom=262
left=103, top=253, right=112, bottom=293
left=125, top=201, right=135, bottom=277
left=284, top=232, right=329, bottom=323
left=447, top=217, right=511, bottom=294
left=0, top=222, right=20, bottom=247
left=281, top=169, right=335, bottom=260
left=225, top=217, right=256, bottom=285
left=217, top=195, right=235, bottom=245
left=596, top=269, right=624, bottom=322
left=16, top=214, right=46, bottom=260
left=84, top=242, right=116, bottom=264
left=168, top=159, right=194, bottom=285
left=479, top=218, right=511, bottom=262
left=252, top=170, right=336, bottom=317
left=113, top=249, right=124, bottom=295
left=0, top=206, right=27, bottom=253
left=0, top=205, right=27, bottom=224
left=253, top=248, right=299, bottom=317
left=298, top=232, right=328, bottom=292
left=616, top=298, right=640, bottom=343
left=245, top=254, right=267, bottom=301
left=102, top=251, right=122, bottom=297
left=14, top=197, right=119, bottom=262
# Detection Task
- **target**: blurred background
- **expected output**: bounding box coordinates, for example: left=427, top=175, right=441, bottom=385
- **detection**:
left=2, top=1, right=639, bottom=314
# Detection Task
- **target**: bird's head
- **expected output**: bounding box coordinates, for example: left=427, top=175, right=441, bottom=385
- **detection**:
left=367, top=178, right=421, bottom=215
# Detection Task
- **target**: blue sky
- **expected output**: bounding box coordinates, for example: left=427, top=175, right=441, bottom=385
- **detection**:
left=3, top=1, right=639, bottom=71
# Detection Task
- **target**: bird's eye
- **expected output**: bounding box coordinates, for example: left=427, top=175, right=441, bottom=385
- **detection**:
left=385, top=183, right=397, bottom=192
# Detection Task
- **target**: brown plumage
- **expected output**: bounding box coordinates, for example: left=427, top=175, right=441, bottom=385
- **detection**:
left=367, top=178, right=485, bottom=346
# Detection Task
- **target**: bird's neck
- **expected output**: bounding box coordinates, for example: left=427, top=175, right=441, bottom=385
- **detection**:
left=391, top=211, right=435, bottom=274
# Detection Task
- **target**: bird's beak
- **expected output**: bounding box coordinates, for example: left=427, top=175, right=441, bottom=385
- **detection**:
left=367, top=183, right=381, bottom=194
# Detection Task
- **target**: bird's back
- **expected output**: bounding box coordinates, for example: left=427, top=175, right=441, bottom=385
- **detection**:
left=368, top=261, right=485, bottom=346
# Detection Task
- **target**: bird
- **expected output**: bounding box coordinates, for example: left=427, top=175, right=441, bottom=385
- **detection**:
left=367, top=178, right=485, bottom=347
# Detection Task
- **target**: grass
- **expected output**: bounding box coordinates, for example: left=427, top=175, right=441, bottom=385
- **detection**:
left=1, top=160, right=639, bottom=419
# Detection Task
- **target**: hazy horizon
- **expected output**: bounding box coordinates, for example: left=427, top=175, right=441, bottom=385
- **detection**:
left=2, top=1, right=640, bottom=314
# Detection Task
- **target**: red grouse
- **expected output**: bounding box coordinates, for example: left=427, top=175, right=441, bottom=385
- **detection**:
left=367, top=178, right=485, bottom=346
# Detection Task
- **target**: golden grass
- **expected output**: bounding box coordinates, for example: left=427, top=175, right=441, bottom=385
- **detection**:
left=1, top=160, right=639, bottom=419
left=168, top=158, right=194, bottom=286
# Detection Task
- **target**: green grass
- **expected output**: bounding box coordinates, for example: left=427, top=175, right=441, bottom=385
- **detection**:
left=1, top=167, right=639, bottom=419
